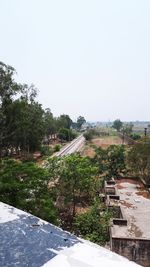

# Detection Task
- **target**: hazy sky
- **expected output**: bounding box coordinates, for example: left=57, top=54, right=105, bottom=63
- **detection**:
left=0, top=0, right=150, bottom=121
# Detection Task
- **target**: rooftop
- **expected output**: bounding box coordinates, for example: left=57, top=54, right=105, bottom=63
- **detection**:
left=0, top=202, right=140, bottom=267
left=111, top=179, right=150, bottom=239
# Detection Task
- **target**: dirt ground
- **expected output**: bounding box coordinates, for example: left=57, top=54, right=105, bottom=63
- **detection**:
left=82, top=136, right=123, bottom=157
left=92, top=136, right=123, bottom=148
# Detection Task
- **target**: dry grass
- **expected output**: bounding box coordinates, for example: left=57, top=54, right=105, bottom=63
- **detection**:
left=92, top=136, right=123, bottom=148
left=82, top=136, right=123, bottom=157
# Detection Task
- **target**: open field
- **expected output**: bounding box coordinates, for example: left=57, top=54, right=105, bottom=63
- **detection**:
left=82, top=136, right=124, bottom=157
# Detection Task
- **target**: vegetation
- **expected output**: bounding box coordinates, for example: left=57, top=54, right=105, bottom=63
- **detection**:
left=83, top=128, right=101, bottom=141
left=0, top=159, right=58, bottom=224
left=93, top=145, right=126, bottom=179
left=47, top=154, right=98, bottom=226
left=2, top=61, right=150, bottom=248
left=112, top=119, right=123, bottom=132
left=130, top=133, right=141, bottom=140
left=74, top=200, right=112, bottom=245
left=127, top=141, right=150, bottom=184
left=58, top=128, right=77, bottom=142
left=0, top=61, right=83, bottom=158
left=77, top=116, right=86, bottom=129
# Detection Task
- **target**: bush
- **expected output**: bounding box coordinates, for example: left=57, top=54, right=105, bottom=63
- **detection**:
left=74, top=201, right=112, bottom=245
left=130, top=133, right=141, bottom=140
left=40, top=145, right=53, bottom=156
left=54, top=144, right=61, bottom=152
left=58, top=128, right=77, bottom=142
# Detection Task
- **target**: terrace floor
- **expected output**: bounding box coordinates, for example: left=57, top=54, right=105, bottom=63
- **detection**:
left=111, top=179, right=150, bottom=239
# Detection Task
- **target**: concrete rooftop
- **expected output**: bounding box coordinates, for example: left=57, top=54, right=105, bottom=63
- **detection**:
left=0, top=202, right=141, bottom=267
left=111, top=179, right=150, bottom=239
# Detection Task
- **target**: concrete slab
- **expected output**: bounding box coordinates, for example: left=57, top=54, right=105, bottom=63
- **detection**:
left=111, top=179, right=150, bottom=239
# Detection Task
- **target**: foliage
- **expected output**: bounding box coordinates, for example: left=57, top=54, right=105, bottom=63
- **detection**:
left=0, top=61, right=79, bottom=157
left=122, top=123, right=133, bottom=135
left=94, top=145, right=126, bottom=178
left=106, top=145, right=126, bottom=178
left=127, top=142, right=150, bottom=184
left=83, top=129, right=100, bottom=141
left=40, top=145, right=53, bottom=156
left=47, top=154, right=98, bottom=220
left=43, top=108, right=57, bottom=137
left=77, top=116, right=86, bottom=129
left=74, top=200, right=112, bottom=245
left=0, top=159, right=58, bottom=224
left=57, top=114, right=72, bottom=130
left=130, top=133, right=141, bottom=140
left=53, top=144, right=61, bottom=152
left=58, top=128, right=77, bottom=142
left=83, top=130, right=93, bottom=141
left=112, top=119, right=123, bottom=132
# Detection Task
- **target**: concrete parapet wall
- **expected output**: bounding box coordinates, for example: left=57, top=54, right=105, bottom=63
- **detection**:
left=111, top=237, right=150, bottom=267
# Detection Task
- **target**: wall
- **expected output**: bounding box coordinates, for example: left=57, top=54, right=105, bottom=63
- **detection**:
left=111, top=237, right=150, bottom=267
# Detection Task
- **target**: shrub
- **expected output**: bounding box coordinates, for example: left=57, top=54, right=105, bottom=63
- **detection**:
left=40, top=145, right=53, bottom=156
left=74, top=201, right=112, bottom=245
left=54, top=144, right=61, bottom=152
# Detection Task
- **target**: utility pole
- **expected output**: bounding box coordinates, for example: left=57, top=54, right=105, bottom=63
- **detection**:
left=144, top=127, right=147, bottom=143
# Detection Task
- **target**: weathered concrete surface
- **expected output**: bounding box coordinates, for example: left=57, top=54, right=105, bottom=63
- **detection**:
left=0, top=202, right=141, bottom=267
left=111, top=238, right=150, bottom=267
left=109, top=179, right=150, bottom=267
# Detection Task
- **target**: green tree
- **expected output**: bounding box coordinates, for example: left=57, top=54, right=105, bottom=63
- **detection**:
left=57, top=114, right=72, bottom=130
left=123, top=123, right=133, bottom=135
left=12, top=99, right=45, bottom=154
left=58, top=128, right=77, bottom=142
left=0, top=62, right=21, bottom=155
left=106, top=145, right=125, bottom=178
left=77, top=116, right=86, bottom=129
left=112, top=119, right=123, bottom=132
left=74, top=200, right=112, bottom=245
left=127, top=142, right=150, bottom=184
left=0, top=62, right=45, bottom=156
left=94, top=145, right=126, bottom=178
left=0, top=159, right=58, bottom=224
left=48, top=154, right=97, bottom=220
left=44, top=108, right=57, bottom=138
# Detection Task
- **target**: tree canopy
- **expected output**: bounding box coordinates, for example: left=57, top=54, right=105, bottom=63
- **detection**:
left=0, top=61, right=80, bottom=157
left=112, top=119, right=123, bottom=132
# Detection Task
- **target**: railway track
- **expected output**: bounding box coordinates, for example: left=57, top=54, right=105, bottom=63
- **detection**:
left=54, top=134, right=85, bottom=157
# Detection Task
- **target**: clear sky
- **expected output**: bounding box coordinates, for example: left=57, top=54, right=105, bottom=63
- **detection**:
left=0, top=0, right=150, bottom=122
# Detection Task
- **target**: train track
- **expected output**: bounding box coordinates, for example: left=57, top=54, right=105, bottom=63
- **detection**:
left=54, top=134, right=85, bottom=157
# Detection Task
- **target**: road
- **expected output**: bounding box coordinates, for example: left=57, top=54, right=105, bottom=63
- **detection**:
left=54, top=134, right=85, bottom=157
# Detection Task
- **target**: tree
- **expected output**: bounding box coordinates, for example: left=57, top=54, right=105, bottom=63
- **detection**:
left=0, top=62, right=22, bottom=155
left=0, top=159, right=58, bottom=224
left=106, top=145, right=125, bottom=178
left=112, top=119, right=123, bottom=132
left=58, top=128, right=77, bottom=142
left=127, top=142, right=150, bottom=184
left=77, top=116, right=86, bottom=129
left=123, top=123, right=133, bottom=135
left=57, top=114, right=72, bottom=130
left=48, top=154, right=97, bottom=222
left=43, top=108, right=57, bottom=139
left=94, top=145, right=126, bottom=178
left=0, top=61, right=47, bottom=156
left=74, top=200, right=112, bottom=245
left=10, top=98, right=45, bottom=154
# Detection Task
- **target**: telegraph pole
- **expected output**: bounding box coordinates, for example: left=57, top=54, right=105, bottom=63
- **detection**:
left=144, top=127, right=147, bottom=143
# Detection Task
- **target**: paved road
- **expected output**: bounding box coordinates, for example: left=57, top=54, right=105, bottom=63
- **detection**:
left=55, top=135, right=85, bottom=157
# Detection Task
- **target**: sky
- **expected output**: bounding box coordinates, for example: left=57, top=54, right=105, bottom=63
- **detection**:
left=0, top=0, right=150, bottom=122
